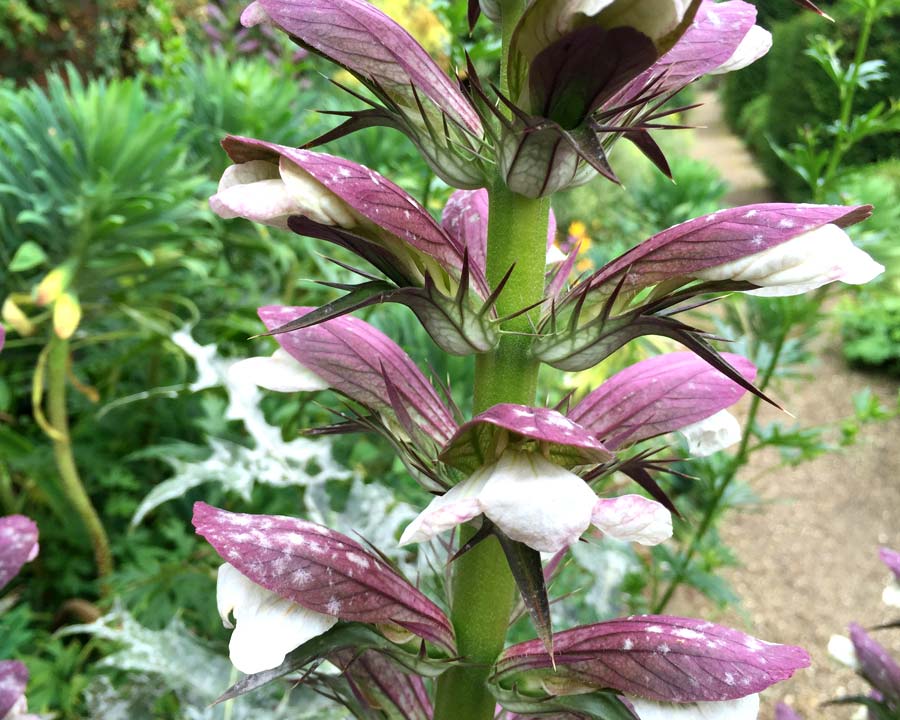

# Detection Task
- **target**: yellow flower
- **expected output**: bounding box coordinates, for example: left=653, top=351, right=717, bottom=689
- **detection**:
left=374, top=0, right=450, bottom=64
left=568, top=220, right=588, bottom=239
left=53, top=292, right=82, bottom=340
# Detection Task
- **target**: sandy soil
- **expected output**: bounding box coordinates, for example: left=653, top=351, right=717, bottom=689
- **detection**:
left=671, top=91, right=900, bottom=719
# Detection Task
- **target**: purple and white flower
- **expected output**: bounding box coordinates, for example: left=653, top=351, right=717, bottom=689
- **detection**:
left=400, top=450, right=672, bottom=553
left=193, top=502, right=457, bottom=671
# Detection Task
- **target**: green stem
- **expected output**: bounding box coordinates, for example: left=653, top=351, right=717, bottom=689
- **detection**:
left=432, top=182, right=550, bottom=720
left=652, top=332, right=787, bottom=613
left=819, top=1, right=877, bottom=198
left=47, top=335, right=113, bottom=580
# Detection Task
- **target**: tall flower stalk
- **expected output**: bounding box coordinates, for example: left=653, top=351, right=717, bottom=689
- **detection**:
left=190, top=1, right=885, bottom=719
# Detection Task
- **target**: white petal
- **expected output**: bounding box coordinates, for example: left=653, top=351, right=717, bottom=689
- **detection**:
left=546, top=244, right=567, bottom=265
left=228, top=349, right=329, bottom=393
left=628, top=694, right=760, bottom=720
left=695, top=224, right=884, bottom=296
left=679, top=410, right=742, bottom=457
left=278, top=157, right=356, bottom=227
left=828, top=634, right=860, bottom=670
left=592, top=494, right=672, bottom=546
left=399, top=471, right=487, bottom=546
left=217, top=563, right=337, bottom=674
left=209, top=178, right=297, bottom=229
left=712, top=25, right=772, bottom=75
left=217, top=160, right=280, bottom=192
left=598, top=0, right=690, bottom=42
left=883, top=581, right=900, bottom=608
left=477, top=451, right=597, bottom=553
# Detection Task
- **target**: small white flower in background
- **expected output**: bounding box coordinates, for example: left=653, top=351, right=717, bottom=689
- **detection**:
left=678, top=410, right=742, bottom=457
left=827, top=633, right=860, bottom=670
left=883, top=581, right=900, bottom=609
left=695, top=223, right=884, bottom=296
left=628, top=693, right=760, bottom=720
left=217, top=563, right=337, bottom=674
left=400, top=450, right=672, bottom=553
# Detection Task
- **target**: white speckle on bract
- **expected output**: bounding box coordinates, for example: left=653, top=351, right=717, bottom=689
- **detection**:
left=751, top=233, right=764, bottom=246
left=657, top=643, right=670, bottom=654
left=724, top=672, right=736, bottom=686
left=646, top=625, right=664, bottom=634
left=743, top=209, right=758, bottom=219
left=622, top=638, right=634, bottom=650
left=778, top=218, right=795, bottom=228
left=545, top=414, right=576, bottom=430
left=326, top=597, right=342, bottom=615
left=346, top=552, right=371, bottom=570
left=673, top=628, right=704, bottom=641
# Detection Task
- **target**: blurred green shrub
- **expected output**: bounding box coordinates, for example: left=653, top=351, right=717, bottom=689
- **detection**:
left=722, top=1, right=900, bottom=198
left=841, top=296, right=900, bottom=375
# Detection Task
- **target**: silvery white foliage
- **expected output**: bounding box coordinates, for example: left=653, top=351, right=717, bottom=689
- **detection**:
left=67, top=605, right=350, bottom=720
left=559, top=539, right=637, bottom=624
left=132, top=330, right=352, bottom=526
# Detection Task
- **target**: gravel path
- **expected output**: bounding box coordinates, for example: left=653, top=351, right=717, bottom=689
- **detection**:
left=673, top=91, right=900, bottom=718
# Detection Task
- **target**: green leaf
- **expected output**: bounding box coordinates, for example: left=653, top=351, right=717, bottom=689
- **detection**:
left=215, top=624, right=451, bottom=705
left=491, top=684, right=635, bottom=720
left=8, top=240, right=48, bottom=271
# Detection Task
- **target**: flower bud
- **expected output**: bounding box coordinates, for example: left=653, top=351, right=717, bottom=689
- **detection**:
left=35, top=263, right=74, bottom=306
left=53, top=292, right=82, bottom=339
left=2, top=298, right=35, bottom=337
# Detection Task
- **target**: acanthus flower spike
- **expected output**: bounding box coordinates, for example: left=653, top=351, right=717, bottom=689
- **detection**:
left=241, top=0, right=486, bottom=189
left=211, top=136, right=501, bottom=355
left=193, top=502, right=457, bottom=673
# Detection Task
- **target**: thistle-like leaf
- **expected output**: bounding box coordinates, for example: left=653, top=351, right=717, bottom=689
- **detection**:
left=495, top=615, right=810, bottom=703
left=0, top=514, right=39, bottom=590
left=193, top=503, right=456, bottom=653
